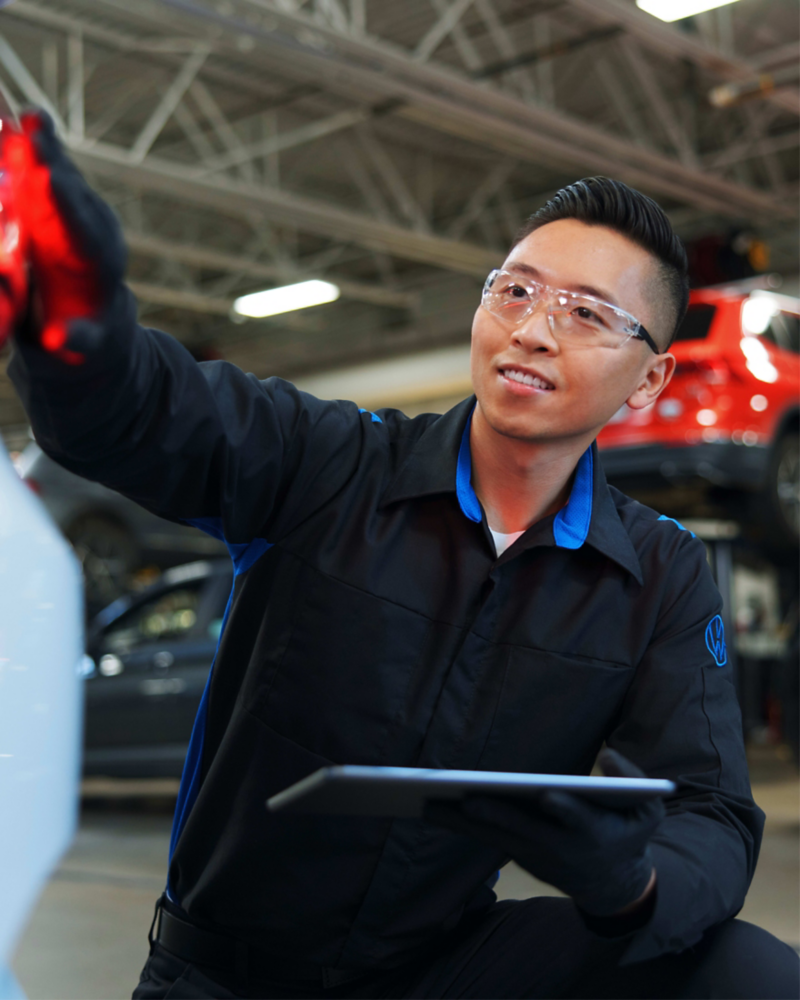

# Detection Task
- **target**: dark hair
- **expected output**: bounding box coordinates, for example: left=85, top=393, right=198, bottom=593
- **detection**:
left=513, top=177, right=689, bottom=348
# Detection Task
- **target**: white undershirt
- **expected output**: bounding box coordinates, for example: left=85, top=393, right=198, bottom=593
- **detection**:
left=489, top=527, right=525, bottom=557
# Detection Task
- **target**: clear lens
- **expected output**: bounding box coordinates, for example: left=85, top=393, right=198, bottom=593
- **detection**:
left=551, top=293, right=639, bottom=346
left=482, top=270, right=641, bottom=348
left=483, top=270, right=538, bottom=321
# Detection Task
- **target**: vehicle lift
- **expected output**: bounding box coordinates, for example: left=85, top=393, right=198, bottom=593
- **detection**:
left=683, top=518, right=798, bottom=762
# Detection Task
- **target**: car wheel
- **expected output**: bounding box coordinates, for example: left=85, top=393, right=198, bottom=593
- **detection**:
left=757, top=433, right=800, bottom=554
left=66, top=515, right=139, bottom=616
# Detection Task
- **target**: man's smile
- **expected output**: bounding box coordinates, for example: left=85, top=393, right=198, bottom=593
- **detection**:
left=498, top=365, right=556, bottom=395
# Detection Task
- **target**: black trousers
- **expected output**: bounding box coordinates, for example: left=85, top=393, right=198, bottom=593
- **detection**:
left=133, top=897, right=800, bottom=1000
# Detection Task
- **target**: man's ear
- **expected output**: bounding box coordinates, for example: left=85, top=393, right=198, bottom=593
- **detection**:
left=626, top=352, right=676, bottom=411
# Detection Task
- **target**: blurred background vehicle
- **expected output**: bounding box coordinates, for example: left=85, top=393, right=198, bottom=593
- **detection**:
left=15, top=443, right=226, bottom=617
left=597, top=283, right=799, bottom=770
left=598, top=285, right=799, bottom=555
left=83, top=560, right=232, bottom=778
left=0, top=440, right=84, bottom=1000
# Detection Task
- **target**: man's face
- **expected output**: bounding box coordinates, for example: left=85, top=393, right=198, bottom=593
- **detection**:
left=470, top=218, right=674, bottom=447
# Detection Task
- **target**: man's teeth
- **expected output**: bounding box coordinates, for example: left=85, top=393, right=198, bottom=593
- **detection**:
left=503, top=369, right=554, bottom=390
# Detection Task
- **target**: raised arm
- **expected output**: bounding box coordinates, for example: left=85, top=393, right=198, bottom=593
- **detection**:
left=5, top=112, right=364, bottom=547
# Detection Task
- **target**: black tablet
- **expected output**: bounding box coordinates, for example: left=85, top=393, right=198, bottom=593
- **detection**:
left=266, top=765, right=677, bottom=817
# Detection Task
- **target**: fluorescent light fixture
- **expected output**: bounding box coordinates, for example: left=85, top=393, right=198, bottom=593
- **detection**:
left=636, top=0, right=740, bottom=22
left=233, top=279, right=340, bottom=319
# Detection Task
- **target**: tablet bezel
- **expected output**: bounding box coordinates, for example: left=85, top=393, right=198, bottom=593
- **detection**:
left=266, top=765, right=677, bottom=817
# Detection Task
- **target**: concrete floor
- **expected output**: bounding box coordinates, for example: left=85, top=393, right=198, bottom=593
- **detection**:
left=11, top=755, right=799, bottom=1000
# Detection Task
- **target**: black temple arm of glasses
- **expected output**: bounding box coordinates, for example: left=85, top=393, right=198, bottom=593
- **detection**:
left=637, top=325, right=660, bottom=354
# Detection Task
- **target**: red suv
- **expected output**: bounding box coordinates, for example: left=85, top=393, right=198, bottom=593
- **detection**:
left=598, top=287, right=799, bottom=550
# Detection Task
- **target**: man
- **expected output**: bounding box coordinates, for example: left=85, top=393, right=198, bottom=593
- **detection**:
left=6, top=113, right=799, bottom=999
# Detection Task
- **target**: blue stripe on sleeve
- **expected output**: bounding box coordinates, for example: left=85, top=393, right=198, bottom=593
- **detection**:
left=657, top=514, right=696, bottom=537
left=166, top=518, right=272, bottom=897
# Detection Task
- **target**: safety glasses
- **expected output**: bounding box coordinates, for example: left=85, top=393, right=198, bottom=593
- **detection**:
left=482, top=269, right=660, bottom=354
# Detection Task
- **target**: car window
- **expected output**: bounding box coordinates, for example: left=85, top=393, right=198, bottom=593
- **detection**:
left=672, top=303, right=716, bottom=343
left=761, top=311, right=800, bottom=354
left=103, top=583, right=205, bottom=655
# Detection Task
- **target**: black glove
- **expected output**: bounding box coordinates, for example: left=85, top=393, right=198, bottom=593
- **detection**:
left=424, top=749, right=664, bottom=917
left=26, top=108, right=126, bottom=296
left=7, top=108, right=126, bottom=363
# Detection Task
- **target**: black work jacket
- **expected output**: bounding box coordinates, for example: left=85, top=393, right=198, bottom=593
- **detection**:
left=10, top=296, right=763, bottom=971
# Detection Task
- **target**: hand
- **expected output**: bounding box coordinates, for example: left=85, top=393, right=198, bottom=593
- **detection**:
left=424, top=749, right=665, bottom=917
left=0, top=109, right=126, bottom=362
left=0, top=122, right=29, bottom=350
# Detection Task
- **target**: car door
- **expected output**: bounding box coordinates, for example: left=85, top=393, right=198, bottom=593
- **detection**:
left=148, top=567, right=233, bottom=746
left=84, top=572, right=226, bottom=773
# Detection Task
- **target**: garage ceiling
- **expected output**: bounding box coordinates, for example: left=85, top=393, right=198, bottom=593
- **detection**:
left=0, top=0, right=797, bottom=430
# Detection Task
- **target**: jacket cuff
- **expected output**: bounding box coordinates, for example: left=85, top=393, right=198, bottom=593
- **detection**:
left=9, top=284, right=137, bottom=388
left=579, top=879, right=657, bottom=939
left=619, top=843, right=705, bottom=965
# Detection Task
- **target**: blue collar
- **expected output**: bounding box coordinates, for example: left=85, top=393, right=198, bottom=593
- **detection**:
left=380, top=396, right=640, bottom=580
left=456, top=408, right=483, bottom=524
left=456, top=405, right=593, bottom=550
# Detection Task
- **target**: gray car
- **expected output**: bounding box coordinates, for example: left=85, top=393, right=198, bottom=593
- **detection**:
left=16, top=442, right=226, bottom=615
left=84, top=559, right=232, bottom=778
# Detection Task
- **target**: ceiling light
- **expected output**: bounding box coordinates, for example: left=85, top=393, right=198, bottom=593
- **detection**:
left=233, top=279, right=340, bottom=319
left=636, top=0, right=740, bottom=22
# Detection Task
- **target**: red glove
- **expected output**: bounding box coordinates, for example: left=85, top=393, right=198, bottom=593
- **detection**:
left=0, top=111, right=116, bottom=364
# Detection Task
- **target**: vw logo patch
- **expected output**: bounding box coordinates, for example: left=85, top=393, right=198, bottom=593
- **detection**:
left=705, top=615, right=727, bottom=667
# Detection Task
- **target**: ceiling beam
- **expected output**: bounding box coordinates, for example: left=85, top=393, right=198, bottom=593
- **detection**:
left=355, top=128, right=431, bottom=232
left=127, top=279, right=233, bottom=315
left=72, top=139, right=501, bottom=276
left=446, top=158, right=515, bottom=239
left=619, top=37, right=697, bottom=167
left=6, top=1, right=314, bottom=108
left=472, top=0, right=537, bottom=101
left=751, top=42, right=800, bottom=73
left=0, top=31, right=63, bottom=128
left=564, top=0, right=800, bottom=116
left=150, top=0, right=794, bottom=219
left=129, top=46, right=209, bottom=162
left=429, top=0, right=483, bottom=74
left=195, top=105, right=371, bottom=176
left=6, top=0, right=794, bottom=221
left=393, top=97, right=786, bottom=217
left=703, top=130, right=800, bottom=170
left=124, top=231, right=418, bottom=308
left=414, top=0, right=475, bottom=63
